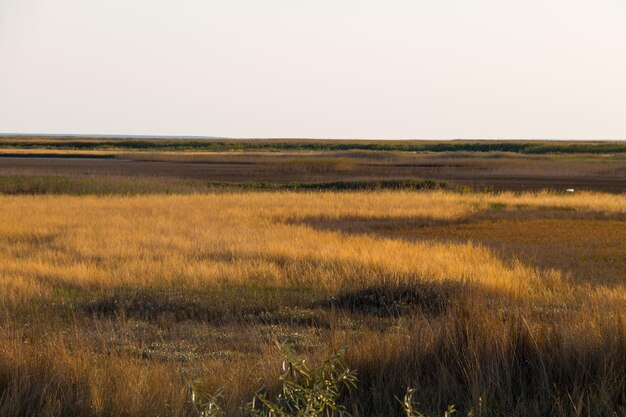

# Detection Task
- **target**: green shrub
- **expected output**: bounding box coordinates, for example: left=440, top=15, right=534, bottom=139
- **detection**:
left=190, top=348, right=464, bottom=417
left=191, top=348, right=357, bottom=417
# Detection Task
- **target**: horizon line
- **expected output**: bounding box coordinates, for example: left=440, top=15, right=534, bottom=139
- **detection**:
left=1, top=133, right=625, bottom=142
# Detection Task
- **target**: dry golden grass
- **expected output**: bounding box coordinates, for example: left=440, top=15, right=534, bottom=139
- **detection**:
left=0, top=190, right=625, bottom=416
left=3, top=191, right=605, bottom=303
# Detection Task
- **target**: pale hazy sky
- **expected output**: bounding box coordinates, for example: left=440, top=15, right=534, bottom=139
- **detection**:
left=1, top=1, right=625, bottom=139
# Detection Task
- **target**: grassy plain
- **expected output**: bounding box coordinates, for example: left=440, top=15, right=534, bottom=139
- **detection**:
left=1, top=147, right=625, bottom=193
left=0, top=190, right=625, bottom=416
left=0, top=138, right=625, bottom=416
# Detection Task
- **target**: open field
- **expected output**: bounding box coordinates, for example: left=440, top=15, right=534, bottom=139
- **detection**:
left=1, top=141, right=625, bottom=193
left=0, top=190, right=625, bottom=416
left=0, top=139, right=625, bottom=416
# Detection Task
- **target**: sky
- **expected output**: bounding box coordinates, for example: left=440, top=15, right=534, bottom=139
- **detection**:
left=1, top=0, right=625, bottom=139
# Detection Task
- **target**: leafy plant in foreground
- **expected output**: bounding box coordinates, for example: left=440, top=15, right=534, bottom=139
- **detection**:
left=190, top=348, right=465, bottom=417
left=401, top=388, right=458, bottom=417
left=191, top=347, right=357, bottom=417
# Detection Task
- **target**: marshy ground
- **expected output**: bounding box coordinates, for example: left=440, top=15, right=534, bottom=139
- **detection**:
left=0, top=139, right=624, bottom=416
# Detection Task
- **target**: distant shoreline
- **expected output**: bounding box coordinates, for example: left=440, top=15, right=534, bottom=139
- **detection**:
left=1, top=134, right=624, bottom=142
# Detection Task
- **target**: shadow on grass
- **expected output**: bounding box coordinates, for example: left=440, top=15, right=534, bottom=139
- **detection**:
left=321, top=282, right=460, bottom=318
left=80, top=287, right=329, bottom=327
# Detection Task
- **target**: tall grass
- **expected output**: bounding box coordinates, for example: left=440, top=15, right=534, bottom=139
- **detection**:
left=0, top=191, right=624, bottom=416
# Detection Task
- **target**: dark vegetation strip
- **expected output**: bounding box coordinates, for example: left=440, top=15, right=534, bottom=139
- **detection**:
left=1, top=138, right=625, bottom=153
left=0, top=175, right=447, bottom=195
left=0, top=153, right=116, bottom=159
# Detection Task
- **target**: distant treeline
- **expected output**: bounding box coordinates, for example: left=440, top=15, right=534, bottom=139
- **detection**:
left=1, top=138, right=625, bottom=154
